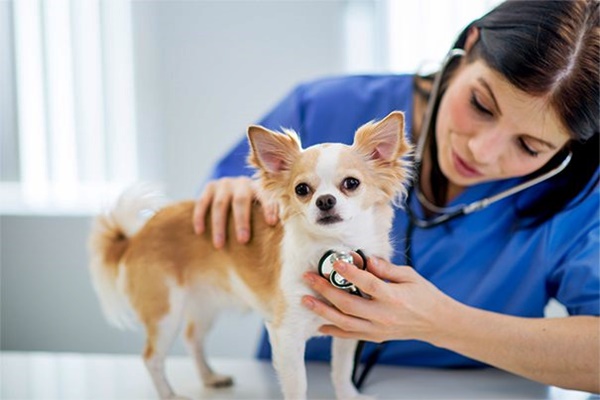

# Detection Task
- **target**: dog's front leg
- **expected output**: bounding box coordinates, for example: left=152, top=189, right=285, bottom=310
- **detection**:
left=332, top=337, right=372, bottom=400
left=266, top=321, right=309, bottom=400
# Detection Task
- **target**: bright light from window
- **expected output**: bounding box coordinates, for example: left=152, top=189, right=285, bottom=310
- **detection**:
left=44, top=0, right=78, bottom=203
left=344, top=1, right=379, bottom=73
left=5, top=0, right=138, bottom=215
left=343, top=0, right=502, bottom=74
left=72, top=0, right=107, bottom=184
left=385, top=0, right=503, bottom=73
left=13, top=0, right=49, bottom=206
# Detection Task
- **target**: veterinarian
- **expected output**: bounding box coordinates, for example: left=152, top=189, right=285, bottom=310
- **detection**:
left=193, top=0, right=599, bottom=393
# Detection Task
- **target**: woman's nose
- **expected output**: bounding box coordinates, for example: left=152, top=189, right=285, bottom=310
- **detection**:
left=467, top=129, right=505, bottom=165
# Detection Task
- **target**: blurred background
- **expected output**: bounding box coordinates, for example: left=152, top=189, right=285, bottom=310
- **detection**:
left=1, top=0, right=509, bottom=359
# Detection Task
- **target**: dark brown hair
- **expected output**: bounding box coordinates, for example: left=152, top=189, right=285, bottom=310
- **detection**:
left=428, top=0, right=599, bottom=227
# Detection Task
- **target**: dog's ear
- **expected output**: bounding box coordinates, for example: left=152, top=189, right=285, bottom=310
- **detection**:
left=353, top=111, right=411, bottom=162
left=247, top=125, right=302, bottom=173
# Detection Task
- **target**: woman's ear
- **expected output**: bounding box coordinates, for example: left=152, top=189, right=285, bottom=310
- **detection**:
left=464, top=27, right=480, bottom=53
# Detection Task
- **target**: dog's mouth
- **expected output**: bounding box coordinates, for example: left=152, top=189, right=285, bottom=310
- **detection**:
left=317, top=214, right=343, bottom=225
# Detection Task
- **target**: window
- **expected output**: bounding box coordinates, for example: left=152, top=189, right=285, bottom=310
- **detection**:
left=1, top=0, right=137, bottom=214
left=344, top=0, right=503, bottom=74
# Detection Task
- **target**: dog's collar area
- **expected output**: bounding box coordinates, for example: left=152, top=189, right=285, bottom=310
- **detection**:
left=318, top=249, right=367, bottom=295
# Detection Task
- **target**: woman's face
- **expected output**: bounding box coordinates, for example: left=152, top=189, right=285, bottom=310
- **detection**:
left=435, top=59, right=570, bottom=189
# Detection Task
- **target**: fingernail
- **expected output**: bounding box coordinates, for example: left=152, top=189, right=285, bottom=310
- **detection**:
left=214, top=234, right=224, bottom=248
left=302, top=296, right=315, bottom=309
left=237, top=228, right=249, bottom=242
left=334, top=261, right=348, bottom=272
left=303, top=273, right=316, bottom=285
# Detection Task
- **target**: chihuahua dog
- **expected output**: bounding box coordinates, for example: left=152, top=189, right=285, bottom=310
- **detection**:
left=88, top=111, right=412, bottom=400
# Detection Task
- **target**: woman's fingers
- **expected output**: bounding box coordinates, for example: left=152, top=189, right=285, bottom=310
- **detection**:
left=193, top=177, right=257, bottom=248
left=301, top=293, right=372, bottom=333
left=193, top=182, right=215, bottom=234
left=262, top=201, right=279, bottom=226
left=210, top=183, right=234, bottom=248
left=314, top=258, right=416, bottom=300
left=366, top=257, right=417, bottom=283
left=331, top=261, right=388, bottom=298
left=303, top=272, right=373, bottom=317
left=231, top=183, right=253, bottom=243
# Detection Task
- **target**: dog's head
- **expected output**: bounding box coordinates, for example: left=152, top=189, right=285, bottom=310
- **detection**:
left=247, top=111, right=412, bottom=237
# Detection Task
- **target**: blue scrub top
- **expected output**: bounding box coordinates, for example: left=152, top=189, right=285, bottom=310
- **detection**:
left=209, top=74, right=600, bottom=368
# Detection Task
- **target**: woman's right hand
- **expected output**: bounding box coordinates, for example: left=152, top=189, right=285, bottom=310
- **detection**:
left=192, top=176, right=279, bottom=248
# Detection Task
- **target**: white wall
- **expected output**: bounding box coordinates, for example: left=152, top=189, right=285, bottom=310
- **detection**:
left=133, top=1, right=346, bottom=199
left=1, top=0, right=348, bottom=358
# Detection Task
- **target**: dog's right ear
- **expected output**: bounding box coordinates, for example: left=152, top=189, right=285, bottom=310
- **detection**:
left=247, top=126, right=302, bottom=174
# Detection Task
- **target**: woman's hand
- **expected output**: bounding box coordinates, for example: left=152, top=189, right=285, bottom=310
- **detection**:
left=192, top=176, right=279, bottom=248
left=302, top=257, right=456, bottom=343
left=304, top=257, right=600, bottom=392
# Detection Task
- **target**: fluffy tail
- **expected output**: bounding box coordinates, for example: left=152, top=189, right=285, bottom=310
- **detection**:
left=88, top=184, right=167, bottom=329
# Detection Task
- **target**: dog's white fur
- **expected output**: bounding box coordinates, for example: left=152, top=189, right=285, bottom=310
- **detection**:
left=88, top=111, right=411, bottom=400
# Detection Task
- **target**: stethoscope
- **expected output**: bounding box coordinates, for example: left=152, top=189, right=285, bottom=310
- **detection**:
left=407, top=151, right=572, bottom=229
left=318, top=249, right=367, bottom=295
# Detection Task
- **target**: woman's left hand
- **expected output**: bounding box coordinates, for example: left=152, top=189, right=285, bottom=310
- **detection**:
left=302, top=257, right=456, bottom=344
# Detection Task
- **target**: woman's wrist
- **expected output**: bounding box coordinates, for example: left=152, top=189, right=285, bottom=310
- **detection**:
left=421, top=293, right=474, bottom=349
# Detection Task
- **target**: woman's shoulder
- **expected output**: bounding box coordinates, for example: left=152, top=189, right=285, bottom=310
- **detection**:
left=289, top=74, right=417, bottom=141
left=296, top=73, right=415, bottom=101
left=554, top=171, right=599, bottom=226
left=545, top=179, right=599, bottom=253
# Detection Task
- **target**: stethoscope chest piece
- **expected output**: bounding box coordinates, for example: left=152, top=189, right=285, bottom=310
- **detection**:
left=318, top=249, right=367, bottom=293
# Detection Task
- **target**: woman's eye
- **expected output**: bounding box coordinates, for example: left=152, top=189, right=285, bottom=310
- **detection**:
left=295, top=183, right=311, bottom=196
left=342, top=177, right=360, bottom=191
left=518, top=138, right=539, bottom=157
left=470, top=93, right=493, bottom=116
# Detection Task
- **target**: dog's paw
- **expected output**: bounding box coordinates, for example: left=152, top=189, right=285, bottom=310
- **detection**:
left=204, top=374, right=234, bottom=388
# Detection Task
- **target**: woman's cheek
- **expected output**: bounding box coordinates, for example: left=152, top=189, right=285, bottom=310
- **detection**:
left=445, top=91, right=474, bottom=136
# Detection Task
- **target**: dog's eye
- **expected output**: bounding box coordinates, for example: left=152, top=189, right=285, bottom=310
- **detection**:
left=295, top=183, right=311, bottom=197
left=342, top=177, right=360, bottom=191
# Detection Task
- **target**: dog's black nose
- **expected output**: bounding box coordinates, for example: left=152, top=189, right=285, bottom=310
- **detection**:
left=316, top=194, right=336, bottom=211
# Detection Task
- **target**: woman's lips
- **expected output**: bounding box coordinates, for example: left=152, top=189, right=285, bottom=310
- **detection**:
left=452, top=151, right=482, bottom=178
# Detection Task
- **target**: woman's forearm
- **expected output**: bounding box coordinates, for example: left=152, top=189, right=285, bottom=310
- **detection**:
left=430, top=301, right=600, bottom=393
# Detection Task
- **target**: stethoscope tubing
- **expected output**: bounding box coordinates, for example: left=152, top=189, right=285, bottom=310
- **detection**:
left=407, top=151, right=573, bottom=230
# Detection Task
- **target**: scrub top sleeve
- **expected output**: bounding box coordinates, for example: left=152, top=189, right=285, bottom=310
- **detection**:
left=208, top=85, right=305, bottom=180
left=548, top=218, right=600, bottom=316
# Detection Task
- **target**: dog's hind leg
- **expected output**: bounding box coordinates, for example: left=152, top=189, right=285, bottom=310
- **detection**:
left=142, top=288, right=188, bottom=400
left=183, top=308, right=234, bottom=388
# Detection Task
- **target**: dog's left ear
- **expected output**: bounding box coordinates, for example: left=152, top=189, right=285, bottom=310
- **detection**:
left=353, top=111, right=410, bottom=162
left=247, top=125, right=302, bottom=174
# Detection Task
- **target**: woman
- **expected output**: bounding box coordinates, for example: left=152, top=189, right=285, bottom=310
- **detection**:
left=193, top=0, right=599, bottom=393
